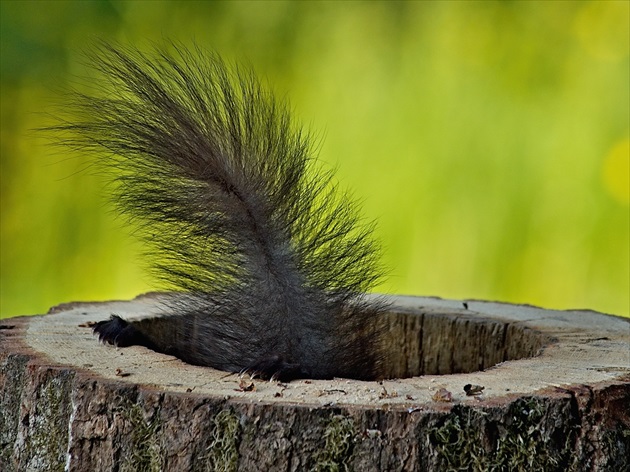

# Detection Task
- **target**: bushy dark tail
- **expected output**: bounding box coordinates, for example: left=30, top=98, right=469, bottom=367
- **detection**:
left=52, top=43, right=388, bottom=380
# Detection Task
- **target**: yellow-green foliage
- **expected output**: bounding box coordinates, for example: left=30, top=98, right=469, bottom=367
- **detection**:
left=1, top=1, right=628, bottom=318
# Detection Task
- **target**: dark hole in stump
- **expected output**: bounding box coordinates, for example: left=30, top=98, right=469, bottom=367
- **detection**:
left=379, top=310, right=551, bottom=379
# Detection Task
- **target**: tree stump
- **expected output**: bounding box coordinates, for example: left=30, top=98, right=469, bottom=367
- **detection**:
left=1, top=294, right=628, bottom=471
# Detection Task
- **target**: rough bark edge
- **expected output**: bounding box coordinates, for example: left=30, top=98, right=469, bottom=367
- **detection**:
left=1, top=329, right=629, bottom=472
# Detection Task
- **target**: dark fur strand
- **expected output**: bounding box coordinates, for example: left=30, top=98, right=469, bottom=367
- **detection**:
left=54, top=43, right=387, bottom=381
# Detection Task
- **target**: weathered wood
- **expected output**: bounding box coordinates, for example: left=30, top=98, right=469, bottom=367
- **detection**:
left=1, top=294, right=629, bottom=471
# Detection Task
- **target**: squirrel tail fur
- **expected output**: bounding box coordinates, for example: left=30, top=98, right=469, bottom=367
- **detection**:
left=53, top=43, right=388, bottom=381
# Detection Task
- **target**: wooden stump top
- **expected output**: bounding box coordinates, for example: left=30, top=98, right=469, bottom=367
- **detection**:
left=5, top=294, right=628, bottom=405
left=2, top=294, right=629, bottom=471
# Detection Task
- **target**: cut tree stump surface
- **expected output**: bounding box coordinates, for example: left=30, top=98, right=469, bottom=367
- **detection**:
left=2, top=294, right=629, bottom=471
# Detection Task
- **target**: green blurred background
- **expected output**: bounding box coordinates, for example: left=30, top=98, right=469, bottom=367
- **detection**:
left=1, top=0, right=628, bottom=319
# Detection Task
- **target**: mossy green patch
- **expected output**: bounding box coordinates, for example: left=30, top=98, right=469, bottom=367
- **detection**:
left=120, top=401, right=162, bottom=472
left=205, top=409, right=240, bottom=472
left=314, top=414, right=356, bottom=472
left=23, top=370, right=73, bottom=472
left=430, top=398, right=578, bottom=472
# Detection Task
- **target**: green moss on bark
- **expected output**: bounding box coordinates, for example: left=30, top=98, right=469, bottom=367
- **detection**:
left=430, top=398, right=578, bottom=472
left=314, top=414, right=357, bottom=472
left=205, top=409, right=241, bottom=472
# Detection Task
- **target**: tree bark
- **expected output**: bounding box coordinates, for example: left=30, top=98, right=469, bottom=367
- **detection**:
left=1, top=294, right=629, bottom=471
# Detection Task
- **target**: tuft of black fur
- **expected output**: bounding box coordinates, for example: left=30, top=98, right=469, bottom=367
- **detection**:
left=52, top=43, right=388, bottom=381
